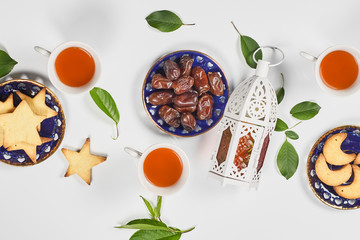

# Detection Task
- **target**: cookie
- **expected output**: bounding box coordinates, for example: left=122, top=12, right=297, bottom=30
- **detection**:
left=0, top=101, right=45, bottom=148
left=62, top=138, right=107, bottom=185
left=16, top=88, right=57, bottom=119
left=334, top=165, right=360, bottom=199
left=315, top=153, right=352, bottom=186
left=7, top=137, right=52, bottom=163
left=323, top=133, right=355, bottom=165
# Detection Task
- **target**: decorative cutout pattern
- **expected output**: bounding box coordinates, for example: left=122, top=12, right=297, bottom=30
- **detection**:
left=227, top=77, right=255, bottom=117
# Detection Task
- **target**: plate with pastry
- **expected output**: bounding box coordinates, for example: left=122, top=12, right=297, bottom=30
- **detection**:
left=0, top=79, right=65, bottom=166
left=307, top=125, right=360, bottom=209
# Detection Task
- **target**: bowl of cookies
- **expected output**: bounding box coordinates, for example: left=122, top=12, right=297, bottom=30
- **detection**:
left=307, top=125, right=360, bottom=209
left=0, top=79, right=65, bottom=166
left=142, top=50, right=230, bottom=137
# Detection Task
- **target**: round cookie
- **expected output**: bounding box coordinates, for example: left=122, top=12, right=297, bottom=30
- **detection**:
left=334, top=165, right=360, bottom=199
left=323, top=133, right=356, bottom=165
left=315, top=153, right=352, bottom=186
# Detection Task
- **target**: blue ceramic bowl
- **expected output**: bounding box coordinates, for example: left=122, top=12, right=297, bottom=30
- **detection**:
left=142, top=50, right=230, bottom=137
left=307, top=125, right=360, bottom=209
left=0, top=79, right=66, bottom=166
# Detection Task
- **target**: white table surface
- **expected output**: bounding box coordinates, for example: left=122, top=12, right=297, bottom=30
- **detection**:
left=1, top=0, right=360, bottom=239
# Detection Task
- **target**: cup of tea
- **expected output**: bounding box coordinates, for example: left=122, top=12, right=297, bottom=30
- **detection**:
left=124, top=143, right=190, bottom=195
left=300, top=45, right=360, bottom=96
left=34, top=41, right=101, bottom=94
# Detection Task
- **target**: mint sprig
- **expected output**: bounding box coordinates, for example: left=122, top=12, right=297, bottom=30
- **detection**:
left=275, top=73, right=321, bottom=179
left=116, top=196, right=195, bottom=239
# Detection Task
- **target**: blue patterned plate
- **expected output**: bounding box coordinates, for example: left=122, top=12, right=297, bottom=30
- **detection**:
left=142, top=50, right=230, bottom=137
left=0, top=79, right=66, bottom=166
left=307, top=125, right=360, bottom=210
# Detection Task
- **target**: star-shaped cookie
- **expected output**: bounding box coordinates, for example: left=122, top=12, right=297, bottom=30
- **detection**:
left=0, top=100, right=45, bottom=148
left=7, top=137, right=52, bottom=163
left=16, top=88, right=58, bottom=119
left=62, top=138, right=107, bottom=185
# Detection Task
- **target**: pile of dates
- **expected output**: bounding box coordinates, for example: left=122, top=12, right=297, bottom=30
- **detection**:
left=149, top=55, right=224, bottom=132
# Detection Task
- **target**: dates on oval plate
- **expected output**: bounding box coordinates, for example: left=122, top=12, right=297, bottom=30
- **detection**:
left=151, top=74, right=173, bottom=89
left=191, top=66, right=210, bottom=94
left=174, top=105, right=197, bottom=113
left=149, top=90, right=175, bottom=106
left=172, top=76, right=195, bottom=95
left=173, top=92, right=198, bottom=108
left=158, top=105, right=180, bottom=128
left=208, top=72, right=224, bottom=96
left=179, top=55, right=194, bottom=76
left=197, top=94, right=213, bottom=120
left=181, top=113, right=197, bottom=132
left=164, top=60, right=180, bottom=81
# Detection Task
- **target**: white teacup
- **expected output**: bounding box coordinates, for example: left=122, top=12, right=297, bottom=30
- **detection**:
left=300, top=45, right=360, bottom=96
left=34, top=41, right=101, bottom=94
left=124, top=143, right=190, bottom=196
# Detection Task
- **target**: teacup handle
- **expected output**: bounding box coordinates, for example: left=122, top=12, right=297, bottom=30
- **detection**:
left=300, top=51, right=318, bottom=62
left=124, top=147, right=142, bottom=159
left=34, top=46, right=51, bottom=57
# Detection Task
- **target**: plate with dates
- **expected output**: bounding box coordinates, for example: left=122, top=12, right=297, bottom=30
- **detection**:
left=142, top=50, right=230, bottom=137
left=307, top=125, right=360, bottom=210
left=0, top=79, right=66, bottom=166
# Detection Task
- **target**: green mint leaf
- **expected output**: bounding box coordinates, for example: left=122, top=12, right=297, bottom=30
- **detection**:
left=277, top=140, right=299, bottom=179
left=130, top=230, right=181, bottom=240
left=115, top=219, right=169, bottom=231
left=290, top=101, right=321, bottom=120
left=285, top=130, right=299, bottom=140
left=154, top=196, right=162, bottom=219
left=240, top=35, right=262, bottom=69
left=276, top=87, right=285, bottom=104
left=140, top=196, right=155, bottom=219
left=276, top=73, right=285, bottom=104
left=275, top=118, right=288, bottom=132
left=146, top=10, right=194, bottom=32
left=90, top=87, right=120, bottom=139
left=231, top=22, right=262, bottom=68
left=0, top=50, right=17, bottom=78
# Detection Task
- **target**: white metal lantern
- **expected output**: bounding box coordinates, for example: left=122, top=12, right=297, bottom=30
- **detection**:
left=209, top=47, right=284, bottom=189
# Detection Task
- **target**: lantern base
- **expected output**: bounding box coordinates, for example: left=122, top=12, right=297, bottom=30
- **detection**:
left=208, top=171, right=259, bottom=190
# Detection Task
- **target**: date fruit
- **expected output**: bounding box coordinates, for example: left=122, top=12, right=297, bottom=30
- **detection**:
left=151, top=74, right=173, bottom=89
left=173, top=92, right=198, bottom=108
left=179, top=55, right=194, bottom=76
left=208, top=72, right=224, bottom=96
left=172, top=75, right=195, bottom=94
left=174, top=105, right=197, bottom=113
left=181, top=113, right=197, bottom=132
left=197, top=94, right=213, bottom=120
left=149, top=90, right=175, bottom=106
left=191, top=66, right=210, bottom=94
left=164, top=60, right=180, bottom=81
left=159, top=105, right=180, bottom=128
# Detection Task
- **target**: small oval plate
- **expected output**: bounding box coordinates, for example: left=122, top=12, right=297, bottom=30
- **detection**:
left=142, top=50, right=230, bottom=137
left=0, top=79, right=66, bottom=166
left=307, top=125, right=360, bottom=210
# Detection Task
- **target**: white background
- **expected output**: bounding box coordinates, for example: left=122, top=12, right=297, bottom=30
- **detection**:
left=0, top=0, right=359, bottom=239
